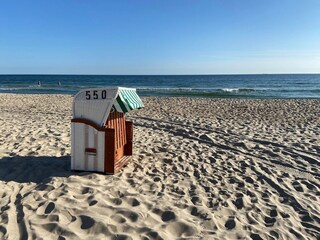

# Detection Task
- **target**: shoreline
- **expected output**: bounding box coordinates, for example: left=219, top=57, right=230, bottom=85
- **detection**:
left=1, top=92, right=320, bottom=100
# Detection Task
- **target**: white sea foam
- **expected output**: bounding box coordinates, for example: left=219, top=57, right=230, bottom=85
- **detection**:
left=137, top=87, right=193, bottom=91
left=222, top=88, right=240, bottom=92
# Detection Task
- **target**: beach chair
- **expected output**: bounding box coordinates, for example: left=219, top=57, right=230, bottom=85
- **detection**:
left=71, top=87, right=144, bottom=174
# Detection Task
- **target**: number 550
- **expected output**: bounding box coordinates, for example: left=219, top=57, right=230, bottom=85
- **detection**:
left=85, top=90, right=107, bottom=100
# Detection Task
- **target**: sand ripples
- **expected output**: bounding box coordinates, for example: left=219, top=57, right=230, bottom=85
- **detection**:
left=0, top=95, right=319, bottom=239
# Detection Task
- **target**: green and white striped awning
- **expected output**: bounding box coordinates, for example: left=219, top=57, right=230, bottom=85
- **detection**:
left=113, top=88, right=144, bottom=113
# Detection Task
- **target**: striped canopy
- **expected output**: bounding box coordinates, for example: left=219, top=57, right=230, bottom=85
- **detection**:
left=113, top=88, right=144, bottom=113
left=73, top=87, right=144, bottom=127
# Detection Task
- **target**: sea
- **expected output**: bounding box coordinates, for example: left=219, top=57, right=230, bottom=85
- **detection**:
left=0, top=74, right=319, bottom=99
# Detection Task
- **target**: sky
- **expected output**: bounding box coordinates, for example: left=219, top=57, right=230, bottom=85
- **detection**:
left=0, top=0, right=320, bottom=75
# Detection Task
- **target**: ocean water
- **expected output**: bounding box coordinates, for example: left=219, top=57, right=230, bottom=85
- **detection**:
left=0, top=74, right=319, bottom=98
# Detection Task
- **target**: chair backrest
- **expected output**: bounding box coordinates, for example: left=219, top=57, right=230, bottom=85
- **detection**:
left=105, top=110, right=127, bottom=161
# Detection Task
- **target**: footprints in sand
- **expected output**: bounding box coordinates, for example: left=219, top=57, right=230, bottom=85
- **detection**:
left=225, top=217, right=236, bottom=230
left=250, top=233, right=264, bottom=240
left=79, top=215, right=95, bottom=229
left=115, top=210, right=139, bottom=222
left=126, top=198, right=140, bottom=207
left=264, top=215, right=276, bottom=227
left=165, top=221, right=198, bottom=237
left=133, top=112, right=319, bottom=239
left=232, top=196, right=244, bottom=210
left=0, top=96, right=319, bottom=239
left=0, top=95, right=71, bottom=158
left=88, top=200, right=98, bottom=206
left=161, top=210, right=176, bottom=222
left=44, top=202, right=55, bottom=214
left=0, top=225, right=7, bottom=239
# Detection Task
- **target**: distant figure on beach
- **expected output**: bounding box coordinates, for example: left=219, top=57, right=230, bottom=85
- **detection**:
left=37, top=81, right=41, bottom=86
left=58, top=81, right=61, bottom=86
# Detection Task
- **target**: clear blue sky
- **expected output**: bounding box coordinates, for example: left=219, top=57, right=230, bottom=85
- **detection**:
left=1, top=0, right=320, bottom=74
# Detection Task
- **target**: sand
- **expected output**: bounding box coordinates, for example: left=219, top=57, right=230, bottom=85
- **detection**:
left=0, top=94, right=319, bottom=240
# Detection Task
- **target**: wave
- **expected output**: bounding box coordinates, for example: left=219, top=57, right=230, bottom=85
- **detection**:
left=221, top=88, right=257, bottom=93
left=137, top=87, right=193, bottom=92
left=0, top=85, right=319, bottom=98
left=267, top=88, right=320, bottom=93
left=137, top=87, right=262, bottom=93
left=135, top=87, right=270, bottom=99
left=0, top=86, right=75, bottom=92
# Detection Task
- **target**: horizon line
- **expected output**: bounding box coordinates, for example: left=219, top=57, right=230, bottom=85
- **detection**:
left=1, top=72, right=320, bottom=76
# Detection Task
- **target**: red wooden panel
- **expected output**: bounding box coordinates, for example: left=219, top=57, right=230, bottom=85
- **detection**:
left=122, top=114, right=127, bottom=146
left=124, top=121, right=133, bottom=156
left=105, top=111, right=127, bottom=160
left=116, top=111, right=119, bottom=149
left=115, top=146, right=124, bottom=162
left=105, top=129, right=115, bottom=174
left=119, top=113, right=122, bottom=147
left=119, top=113, right=122, bottom=149
left=115, top=156, right=132, bottom=173
left=111, top=111, right=115, bottom=128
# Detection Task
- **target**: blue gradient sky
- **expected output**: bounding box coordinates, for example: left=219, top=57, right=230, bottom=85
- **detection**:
left=1, top=0, right=320, bottom=74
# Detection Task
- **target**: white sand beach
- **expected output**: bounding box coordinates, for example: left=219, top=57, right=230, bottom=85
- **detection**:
left=0, top=94, right=319, bottom=239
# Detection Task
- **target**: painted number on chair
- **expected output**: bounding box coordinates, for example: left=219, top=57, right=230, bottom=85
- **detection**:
left=85, top=90, right=107, bottom=100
